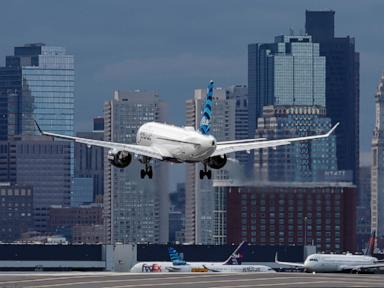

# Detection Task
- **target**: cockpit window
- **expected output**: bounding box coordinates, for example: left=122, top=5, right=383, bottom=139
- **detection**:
left=309, top=258, right=318, bottom=262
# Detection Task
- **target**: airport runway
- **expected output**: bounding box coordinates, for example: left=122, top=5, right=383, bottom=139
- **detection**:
left=0, top=272, right=384, bottom=288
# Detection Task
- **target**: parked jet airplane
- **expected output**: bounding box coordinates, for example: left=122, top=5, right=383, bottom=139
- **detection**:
left=130, top=241, right=275, bottom=273
left=165, top=242, right=275, bottom=273
left=275, top=231, right=384, bottom=273
left=35, top=80, right=339, bottom=179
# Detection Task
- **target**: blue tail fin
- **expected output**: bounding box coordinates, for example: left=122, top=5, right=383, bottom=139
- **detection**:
left=223, top=241, right=247, bottom=265
left=168, top=247, right=186, bottom=265
left=199, top=80, right=214, bottom=135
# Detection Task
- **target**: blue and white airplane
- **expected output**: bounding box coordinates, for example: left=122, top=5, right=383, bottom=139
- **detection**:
left=130, top=241, right=275, bottom=273
left=165, top=242, right=275, bottom=273
left=35, top=80, right=339, bottom=179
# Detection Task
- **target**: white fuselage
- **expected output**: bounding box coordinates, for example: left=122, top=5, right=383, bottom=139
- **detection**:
left=136, top=122, right=216, bottom=162
left=303, top=253, right=378, bottom=272
left=130, top=261, right=275, bottom=273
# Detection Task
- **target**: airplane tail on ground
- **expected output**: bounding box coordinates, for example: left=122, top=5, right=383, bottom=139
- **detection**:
left=199, top=80, right=214, bottom=135
left=168, top=247, right=186, bottom=265
left=223, top=241, right=247, bottom=265
left=365, top=230, right=376, bottom=256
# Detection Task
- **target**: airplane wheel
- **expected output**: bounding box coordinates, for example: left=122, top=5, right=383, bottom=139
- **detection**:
left=140, top=169, right=146, bottom=179
left=199, top=170, right=204, bottom=179
left=148, top=167, right=153, bottom=179
left=207, top=170, right=212, bottom=179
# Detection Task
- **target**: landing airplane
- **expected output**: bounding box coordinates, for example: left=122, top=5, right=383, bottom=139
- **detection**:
left=129, top=241, right=275, bottom=273
left=275, top=231, right=384, bottom=273
left=35, top=80, right=339, bottom=179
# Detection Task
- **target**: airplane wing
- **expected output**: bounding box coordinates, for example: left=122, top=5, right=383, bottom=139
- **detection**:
left=211, top=123, right=339, bottom=157
left=202, top=265, right=220, bottom=272
left=34, top=121, right=165, bottom=160
left=274, top=253, right=305, bottom=268
left=341, top=263, right=384, bottom=272
left=166, top=266, right=183, bottom=272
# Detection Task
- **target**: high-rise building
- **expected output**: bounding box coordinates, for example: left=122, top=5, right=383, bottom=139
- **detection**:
left=74, top=117, right=104, bottom=201
left=248, top=35, right=325, bottom=173
left=14, top=136, right=71, bottom=231
left=371, top=74, right=384, bottom=243
left=169, top=183, right=186, bottom=243
left=248, top=35, right=325, bottom=139
left=103, top=90, right=168, bottom=244
left=357, top=166, right=371, bottom=250
left=185, top=87, right=236, bottom=244
left=0, top=44, right=74, bottom=232
left=0, top=43, right=74, bottom=137
left=255, top=105, right=338, bottom=182
left=0, top=135, right=72, bottom=232
left=305, top=11, right=359, bottom=184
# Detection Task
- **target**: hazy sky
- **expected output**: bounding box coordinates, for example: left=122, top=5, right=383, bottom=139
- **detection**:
left=1, top=0, right=383, bottom=168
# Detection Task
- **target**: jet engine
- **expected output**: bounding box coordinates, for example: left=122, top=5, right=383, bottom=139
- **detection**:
left=205, top=154, right=227, bottom=169
left=108, top=150, right=132, bottom=168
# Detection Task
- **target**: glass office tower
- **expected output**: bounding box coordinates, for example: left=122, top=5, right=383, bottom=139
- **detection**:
left=305, top=10, right=359, bottom=185
left=248, top=35, right=325, bottom=173
left=248, top=35, right=325, bottom=133
left=0, top=44, right=74, bottom=232
left=2, top=43, right=75, bottom=136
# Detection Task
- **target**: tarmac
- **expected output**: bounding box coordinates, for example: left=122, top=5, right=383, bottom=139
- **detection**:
left=0, top=272, right=384, bottom=288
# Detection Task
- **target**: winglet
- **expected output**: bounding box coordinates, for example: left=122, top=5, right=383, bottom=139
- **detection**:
left=34, top=119, right=43, bottom=134
left=275, top=252, right=279, bottom=263
left=326, top=122, right=339, bottom=137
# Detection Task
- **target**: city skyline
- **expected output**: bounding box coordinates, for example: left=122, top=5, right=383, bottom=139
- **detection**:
left=0, top=1, right=382, bottom=167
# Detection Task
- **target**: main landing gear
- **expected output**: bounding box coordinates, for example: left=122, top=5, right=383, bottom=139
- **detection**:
left=140, top=157, right=153, bottom=179
left=199, top=163, right=212, bottom=180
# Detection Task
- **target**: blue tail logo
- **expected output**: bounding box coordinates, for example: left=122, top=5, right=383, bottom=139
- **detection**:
left=199, top=80, right=214, bottom=135
left=168, top=247, right=186, bottom=266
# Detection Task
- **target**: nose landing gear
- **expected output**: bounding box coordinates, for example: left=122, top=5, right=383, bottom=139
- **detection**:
left=199, top=163, right=212, bottom=179
left=140, top=157, right=153, bottom=179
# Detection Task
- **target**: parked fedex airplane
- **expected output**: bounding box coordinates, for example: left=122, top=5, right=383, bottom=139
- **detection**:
left=130, top=241, right=274, bottom=273
left=275, top=231, right=384, bottom=273
left=35, top=80, right=339, bottom=179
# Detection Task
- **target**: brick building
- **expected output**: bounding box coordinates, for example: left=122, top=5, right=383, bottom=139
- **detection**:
left=222, top=182, right=356, bottom=252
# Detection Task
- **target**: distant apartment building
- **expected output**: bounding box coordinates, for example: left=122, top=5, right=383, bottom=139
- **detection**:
left=0, top=184, right=33, bottom=242
left=74, top=117, right=105, bottom=202
left=0, top=135, right=71, bottom=232
left=371, top=74, right=384, bottom=244
left=305, top=11, right=359, bottom=184
left=185, top=86, right=240, bottom=244
left=215, top=181, right=356, bottom=252
left=104, top=90, right=168, bottom=244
